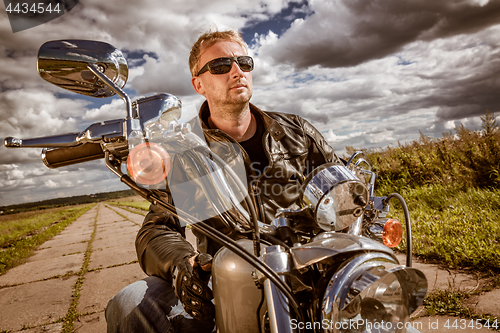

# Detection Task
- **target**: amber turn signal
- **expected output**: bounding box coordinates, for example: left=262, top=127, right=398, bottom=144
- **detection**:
left=382, top=218, right=403, bottom=248
left=127, top=142, right=170, bottom=185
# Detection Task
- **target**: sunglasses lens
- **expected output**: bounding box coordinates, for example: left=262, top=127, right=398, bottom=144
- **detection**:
left=207, top=56, right=254, bottom=74
left=209, top=58, right=233, bottom=74
left=237, top=56, right=253, bottom=71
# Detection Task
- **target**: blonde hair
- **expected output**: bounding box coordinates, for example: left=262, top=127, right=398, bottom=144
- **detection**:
left=189, top=29, right=249, bottom=77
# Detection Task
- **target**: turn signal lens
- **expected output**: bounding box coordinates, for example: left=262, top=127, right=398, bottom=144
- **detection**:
left=382, top=218, right=403, bottom=248
left=127, top=142, right=170, bottom=185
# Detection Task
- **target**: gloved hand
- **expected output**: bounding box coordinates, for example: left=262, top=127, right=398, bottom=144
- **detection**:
left=173, top=253, right=215, bottom=323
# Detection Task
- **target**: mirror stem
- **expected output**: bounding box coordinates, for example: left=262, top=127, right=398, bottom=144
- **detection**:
left=87, top=63, right=134, bottom=119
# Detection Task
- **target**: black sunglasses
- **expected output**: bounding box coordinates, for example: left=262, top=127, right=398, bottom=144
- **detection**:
left=197, top=56, right=254, bottom=76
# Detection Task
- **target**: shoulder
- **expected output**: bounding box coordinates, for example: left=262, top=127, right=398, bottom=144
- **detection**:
left=261, top=110, right=322, bottom=138
left=260, top=110, right=337, bottom=163
left=261, top=110, right=305, bottom=128
left=260, top=110, right=315, bottom=139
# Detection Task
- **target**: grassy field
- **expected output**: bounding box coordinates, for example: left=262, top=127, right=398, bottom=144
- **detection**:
left=108, top=196, right=151, bottom=212
left=386, top=184, right=500, bottom=271
left=0, top=204, right=94, bottom=276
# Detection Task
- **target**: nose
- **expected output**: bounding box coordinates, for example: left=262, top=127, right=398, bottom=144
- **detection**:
left=230, top=61, right=244, bottom=79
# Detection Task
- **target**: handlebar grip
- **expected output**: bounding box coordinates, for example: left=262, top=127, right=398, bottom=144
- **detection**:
left=42, top=143, right=105, bottom=168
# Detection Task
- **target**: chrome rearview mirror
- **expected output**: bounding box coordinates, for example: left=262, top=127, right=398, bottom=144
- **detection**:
left=37, top=40, right=128, bottom=98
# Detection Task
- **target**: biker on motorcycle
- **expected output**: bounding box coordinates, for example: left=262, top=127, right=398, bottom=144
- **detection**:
left=105, top=28, right=343, bottom=333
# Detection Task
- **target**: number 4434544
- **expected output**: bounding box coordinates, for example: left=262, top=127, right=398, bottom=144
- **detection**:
left=444, top=318, right=498, bottom=330
left=6, top=2, right=61, bottom=14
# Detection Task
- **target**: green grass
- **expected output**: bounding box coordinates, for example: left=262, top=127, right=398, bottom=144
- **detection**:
left=108, top=200, right=150, bottom=212
left=423, top=288, right=500, bottom=332
left=0, top=207, right=71, bottom=246
left=424, top=288, right=473, bottom=317
left=0, top=204, right=94, bottom=276
left=382, top=183, right=500, bottom=271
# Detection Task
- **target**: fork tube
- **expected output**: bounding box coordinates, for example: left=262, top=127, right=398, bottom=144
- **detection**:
left=262, top=246, right=295, bottom=333
left=264, top=277, right=295, bottom=333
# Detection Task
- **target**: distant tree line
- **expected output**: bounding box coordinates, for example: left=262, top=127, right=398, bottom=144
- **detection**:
left=0, top=189, right=136, bottom=215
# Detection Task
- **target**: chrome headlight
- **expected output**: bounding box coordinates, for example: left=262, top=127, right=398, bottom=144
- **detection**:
left=321, top=253, right=427, bottom=333
left=302, top=164, right=369, bottom=231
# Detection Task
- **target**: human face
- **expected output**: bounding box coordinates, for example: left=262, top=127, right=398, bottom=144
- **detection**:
left=191, top=41, right=253, bottom=111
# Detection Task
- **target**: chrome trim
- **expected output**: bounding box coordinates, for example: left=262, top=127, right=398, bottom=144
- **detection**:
left=354, top=157, right=371, bottom=170
left=41, top=148, right=49, bottom=168
left=290, top=233, right=395, bottom=270
left=363, top=218, right=392, bottom=243
left=321, top=252, right=398, bottom=327
left=264, top=279, right=294, bottom=333
left=368, top=196, right=390, bottom=218
left=347, top=215, right=363, bottom=235
left=360, top=169, right=377, bottom=197
left=271, top=217, right=292, bottom=229
left=345, top=151, right=365, bottom=167
left=262, top=245, right=291, bottom=274
left=4, top=137, right=21, bottom=147
left=5, top=119, right=125, bottom=150
left=77, top=119, right=124, bottom=142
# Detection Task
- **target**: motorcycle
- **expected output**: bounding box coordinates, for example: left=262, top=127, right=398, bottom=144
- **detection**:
left=5, top=40, right=427, bottom=333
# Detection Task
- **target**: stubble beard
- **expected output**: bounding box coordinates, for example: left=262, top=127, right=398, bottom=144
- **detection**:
left=211, top=84, right=253, bottom=121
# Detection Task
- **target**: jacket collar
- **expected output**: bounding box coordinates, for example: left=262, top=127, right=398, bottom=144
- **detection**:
left=197, top=100, right=285, bottom=142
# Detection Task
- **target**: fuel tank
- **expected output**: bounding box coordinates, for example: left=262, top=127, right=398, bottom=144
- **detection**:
left=212, top=239, right=266, bottom=333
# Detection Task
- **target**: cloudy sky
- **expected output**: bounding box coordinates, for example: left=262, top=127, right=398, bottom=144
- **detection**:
left=1, top=0, right=500, bottom=206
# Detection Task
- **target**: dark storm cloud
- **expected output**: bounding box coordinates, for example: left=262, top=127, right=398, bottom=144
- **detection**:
left=260, top=0, right=500, bottom=69
left=395, top=47, right=500, bottom=121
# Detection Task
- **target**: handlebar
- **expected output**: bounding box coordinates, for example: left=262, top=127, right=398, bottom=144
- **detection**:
left=5, top=133, right=80, bottom=148
left=4, top=118, right=127, bottom=168
left=42, top=143, right=105, bottom=168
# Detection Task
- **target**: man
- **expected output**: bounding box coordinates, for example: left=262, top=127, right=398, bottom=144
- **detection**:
left=106, top=29, right=341, bottom=333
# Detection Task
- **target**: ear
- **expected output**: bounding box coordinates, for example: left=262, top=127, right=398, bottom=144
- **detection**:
left=191, top=76, right=205, bottom=96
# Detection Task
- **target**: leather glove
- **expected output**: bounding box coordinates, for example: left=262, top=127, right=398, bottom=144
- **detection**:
left=173, top=253, right=215, bottom=323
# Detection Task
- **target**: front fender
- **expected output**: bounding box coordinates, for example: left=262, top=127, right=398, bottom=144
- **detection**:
left=290, top=232, right=397, bottom=270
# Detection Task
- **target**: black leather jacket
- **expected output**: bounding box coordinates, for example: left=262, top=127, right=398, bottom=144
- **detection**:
left=135, top=102, right=341, bottom=280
